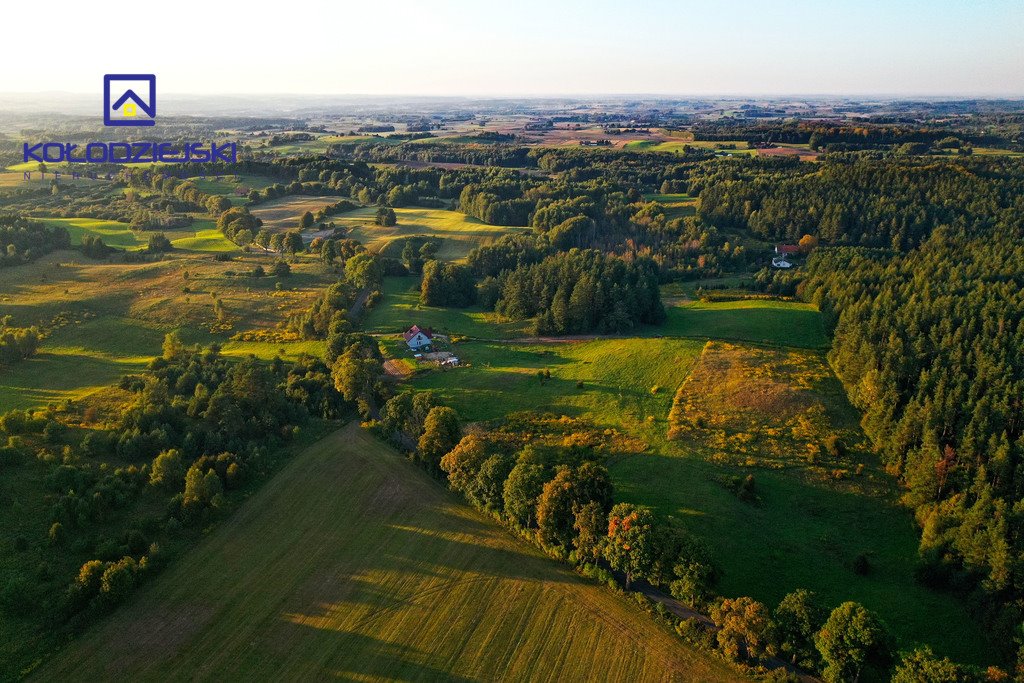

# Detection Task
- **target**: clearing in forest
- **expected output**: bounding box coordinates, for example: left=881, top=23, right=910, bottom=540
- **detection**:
left=667, top=341, right=865, bottom=474
left=334, top=207, right=524, bottom=261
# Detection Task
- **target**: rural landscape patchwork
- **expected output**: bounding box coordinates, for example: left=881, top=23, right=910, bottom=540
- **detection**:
left=1, top=1, right=1023, bottom=681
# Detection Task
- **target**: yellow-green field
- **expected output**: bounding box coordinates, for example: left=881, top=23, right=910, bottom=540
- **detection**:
left=645, top=193, right=698, bottom=219
left=662, top=298, right=829, bottom=349
left=259, top=134, right=358, bottom=155
left=35, top=424, right=740, bottom=683
left=36, top=217, right=238, bottom=253
left=667, top=341, right=866, bottom=473
left=406, top=334, right=994, bottom=664
left=250, top=195, right=345, bottom=231
left=0, top=251, right=336, bottom=412
left=39, top=218, right=147, bottom=250
left=335, top=207, right=526, bottom=261
left=625, top=140, right=757, bottom=156
left=185, top=174, right=280, bottom=205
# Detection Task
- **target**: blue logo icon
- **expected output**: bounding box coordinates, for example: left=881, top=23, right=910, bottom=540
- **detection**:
left=104, top=74, right=156, bottom=127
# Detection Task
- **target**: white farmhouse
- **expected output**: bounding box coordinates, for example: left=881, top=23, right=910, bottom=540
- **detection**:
left=403, top=325, right=434, bottom=351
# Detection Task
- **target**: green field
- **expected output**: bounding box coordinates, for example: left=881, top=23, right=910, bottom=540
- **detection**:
left=40, top=218, right=147, bottom=250
left=625, top=140, right=757, bottom=156
left=363, top=276, right=528, bottom=338
left=644, top=193, right=698, bottom=219
left=250, top=195, right=342, bottom=231
left=168, top=219, right=238, bottom=252
left=0, top=250, right=339, bottom=412
left=336, top=207, right=525, bottom=261
left=661, top=299, right=829, bottom=349
left=413, top=338, right=700, bottom=433
left=36, top=424, right=740, bottom=682
left=0, top=316, right=325, bottom=413
left=188, top=174, right=279, bottom=205
left=644, top=193, right=697, bottom=203
left=406, top=335, right=993, bottom=663
left=260, top=134, right=361, bottom=155
left=36, top=217, right=238, bottom=253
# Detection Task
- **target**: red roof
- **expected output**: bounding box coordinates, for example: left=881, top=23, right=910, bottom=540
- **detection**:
left=776, top=244, right=801, bottom=254
left=403, top=325, right=433, bottom=341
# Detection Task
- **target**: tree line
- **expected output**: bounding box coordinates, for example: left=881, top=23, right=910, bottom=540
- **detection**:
left=0, top=215, right=71, bottom=266
left=371, top=392, right=986, bottom=681
left=0, top=337, right=353, bottom=636
left=802, top=225, right=1024, bottom=667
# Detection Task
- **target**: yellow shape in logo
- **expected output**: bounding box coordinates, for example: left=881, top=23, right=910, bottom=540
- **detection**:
left=123, top=103, right=137, bottom=117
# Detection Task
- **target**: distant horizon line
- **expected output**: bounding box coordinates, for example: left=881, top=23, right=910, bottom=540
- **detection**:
left=2, top=91, right=1024, bottom=100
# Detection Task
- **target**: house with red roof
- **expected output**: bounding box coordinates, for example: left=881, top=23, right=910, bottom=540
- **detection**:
left=403, top=325, right=434, bottom=351
left=775, top=244, right=801, bottom=256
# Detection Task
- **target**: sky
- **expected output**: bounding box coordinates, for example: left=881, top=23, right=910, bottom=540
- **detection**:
left=3, top=0, right=1023, bottom=97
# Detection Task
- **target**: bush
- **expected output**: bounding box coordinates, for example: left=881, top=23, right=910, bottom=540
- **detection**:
left=100, top=557, right=138, bottom=604
left=675, top=617, right=717, bottom=650
left=164, top=516, right=183, bottom=536
left=0, top=576, right=34, bottom=615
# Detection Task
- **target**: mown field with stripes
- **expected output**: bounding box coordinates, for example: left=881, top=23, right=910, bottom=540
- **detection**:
left=37, top=423, right=739, bottom=682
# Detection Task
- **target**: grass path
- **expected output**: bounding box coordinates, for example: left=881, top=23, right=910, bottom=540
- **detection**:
left=36, top=424, right=740, bottom=682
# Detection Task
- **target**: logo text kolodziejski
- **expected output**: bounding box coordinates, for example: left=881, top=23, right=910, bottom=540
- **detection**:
left=23, top=73, right=236, bottom=164
left=23, top=142, right=236, bottom=164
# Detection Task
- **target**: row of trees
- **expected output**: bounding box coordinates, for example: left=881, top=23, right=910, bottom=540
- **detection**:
left=384, top=397, right=960, bottom=682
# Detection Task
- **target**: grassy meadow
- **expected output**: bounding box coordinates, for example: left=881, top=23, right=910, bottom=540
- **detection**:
left=39, top=218, right=147, bottom=250
left=334, top=207, right=526, bottom=261
left=188, top=174, right=279, bottom=205
left=644, top=193, right=698, bottom=219
left=661, top=298, right=829, bottom=349
left=624, top=140, right=757, bottom=156
left=35, top=217, right=238, bottom=253
left=400, top=327, right=993, bottom=663
left=667, top=341, right=865, bottom=473
left=35, top=424, right=740, bottom=683
left=249, top=195, right=343, bottom=231
left=412, top=338, right=702, bottom=438
left=0, top=249, right=337, bottom=411
left=363, top=276, right=528, bottom=338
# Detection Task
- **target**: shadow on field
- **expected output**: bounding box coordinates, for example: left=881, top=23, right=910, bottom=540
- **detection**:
left=609, top=448, right=995, bottom=663
left=283, top=627, right=477, bottom=682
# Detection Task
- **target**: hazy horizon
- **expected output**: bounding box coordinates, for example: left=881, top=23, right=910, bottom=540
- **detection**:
left=4, top=0, right=1022, bottom=98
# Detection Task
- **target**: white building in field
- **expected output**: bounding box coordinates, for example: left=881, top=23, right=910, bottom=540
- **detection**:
left=403, top=325, right=434, bottom=351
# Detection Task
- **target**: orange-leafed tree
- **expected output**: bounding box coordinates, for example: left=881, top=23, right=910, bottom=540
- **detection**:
left=603, top=503, right=655, bottom=589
